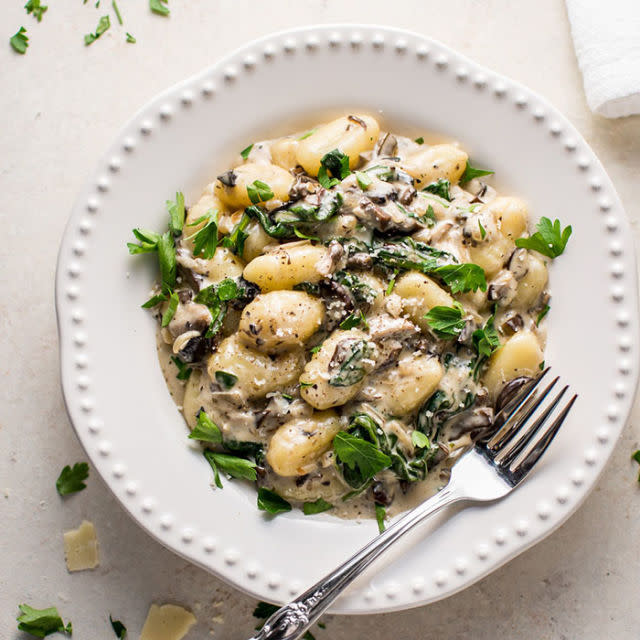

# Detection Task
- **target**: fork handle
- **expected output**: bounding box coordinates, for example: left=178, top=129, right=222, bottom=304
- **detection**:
left=249, top=485, right=463, bottom=640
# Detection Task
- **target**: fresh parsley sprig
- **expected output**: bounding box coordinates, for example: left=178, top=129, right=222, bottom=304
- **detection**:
left=56, top=462, right=89, bottom=496
left=516, top=217, right=572, bottom=259
left=247, top=180, right=274, bottom=205
left=318, top=149, right=351, bottom=189
left=167, top=192, right=185, bottom=236
left=472, top=313, right=501, bottom=379
left=460, top=160, right=494, bottom=184
left=10, top=27, right=29, bottom=54
left=17, top=604, right=71, bottom=638
left=25, top=0, right=48, bottom=22
left=84, top=15, right=110, bottom=46
left=189, top=410, right=222, bottom=444
left=149, top=0, right=169, bottom=16
left=205, top=451, right=257, bottom=489
left=424, top=304, right=466, bottom=338
left=333, top=431, right=391, bottom=486
left=187, top=209, right=219, bottom=259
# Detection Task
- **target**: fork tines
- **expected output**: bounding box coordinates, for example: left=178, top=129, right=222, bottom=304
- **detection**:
left=482, top=368, right=577, bottom=485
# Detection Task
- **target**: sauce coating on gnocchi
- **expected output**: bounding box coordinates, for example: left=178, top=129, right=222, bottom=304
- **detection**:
left=132, top=114, right=571, bottom=522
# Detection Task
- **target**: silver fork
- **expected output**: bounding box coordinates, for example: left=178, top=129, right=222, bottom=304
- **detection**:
left=249, top=368, right=577, bottom=640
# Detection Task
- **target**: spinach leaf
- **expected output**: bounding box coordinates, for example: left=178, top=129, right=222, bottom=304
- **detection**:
left=328, top=339, right=376, bottom=387
left=422, top=178, right=451, bottom=201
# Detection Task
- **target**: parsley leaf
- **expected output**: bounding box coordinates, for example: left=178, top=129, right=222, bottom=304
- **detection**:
left=17, top=604, right=70, bottom=638
left=411, top=431, right=430, bottom=449
left=84, top=15, right=110, bottom=46
left=414, top=136, right=424, bottom=144
left=423, top=204, right=437, bottom=225
left=149, top=0, right=169, bottom=16
left=298, top=129, right=316, bottom=140
left=170, top=356, right=192, bottom=381
left=633, top=450, right=640, bottom=482
left=355, top=170, right=372, bottom=190
left=111, top=0, right=123, bottom=25
left=56, top=462, right=89, bottom=496
left=221, top=212, right=250, bottom=255
left=339, top=310, right=368, bottom=330
left=423, top=178, right=451, bottom=201
left=206, top=451, right=257, bottom=483
left=333, top=431, right=391, bottom=484
left=190, top=209, right=219, bottom=259
left=302, top=498, right=333, bottom=515
left=240, top=144, right=253, bottom=160
left=193, top=279, right=240, bottom=339
left=125, top=32, right=136, bottom=43
left=424, top=304, right=466, bottom=338
left=215, top=370, right=237, bottom=389
left=161, top=290, right=179, bottom=327
left=478, top=220, right=486, bottom=239
left=167, top=192, right=185, bottom=236
left=328, top=339, right=376, bottom=387
left=127, top=228, right=160, bottom=254
left=375, top=504, right=386, bottom=533
left=246, top=180, right=274, bottom=205
left=189, top=410, right=222, bottom=444
left=216, top=278, right=239, bottom=301
left=109, top=615, right=127, bottom=639
left=318, top=149, right=351, bottom=189
left=472, top=313, right=501, bottom=379
left=432, top=263, right=487, bottom=294
left=257, top=487, right=292, bottom=514
left=460, top=160, right=494, bottom=183
left=515, top=217, right=572, bottom=259
left=536, top=304, right=550, bottom=326
left=25, top=0, right=48, bottom=22
left=157, top=231, right=177, bottom=288
left=10, top=27, right=29, bottom=54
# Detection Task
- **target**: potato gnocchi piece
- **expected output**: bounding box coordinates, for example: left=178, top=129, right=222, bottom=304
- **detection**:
left=483, top=331, right=544, bottom=395
left=243, top=241, right=329, bottom=292
left=394, top=271, right=455, bottom=332
left=490, top=196, right=529, bottom=240
left=239, top=290, right=324, bottom=353
left=300, top=329, right=377, bottom=410
left=296, top=114, right=380, bottom=175
left=402, top=144, right=468, bottom=185
left=241, top=219, right=273, bottom=262
left=207, top=334, right=304, bottom=398
left=266, top=411, right=343, bottom=476
left=270, top=137, right=300, bottom=171
left=214, top=162, right=294, bottom=209
left=514, top=253, right=548, bottom=308
left=182, top=246, right=245, bottom=283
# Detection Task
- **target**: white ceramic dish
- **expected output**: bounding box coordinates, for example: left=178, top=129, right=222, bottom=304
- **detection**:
left=56, top=25, right=639, bottom=614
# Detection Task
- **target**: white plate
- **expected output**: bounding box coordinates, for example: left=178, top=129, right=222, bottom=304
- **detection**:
left=56, top=25, right=639, bottom=613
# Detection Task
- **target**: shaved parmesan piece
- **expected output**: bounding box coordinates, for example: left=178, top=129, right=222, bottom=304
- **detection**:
left=140, top=604, right=197, bottom=640
left=63, top=520, right=99, bottom=571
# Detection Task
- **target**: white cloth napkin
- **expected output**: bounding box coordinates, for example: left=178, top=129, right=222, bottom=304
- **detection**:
left=565, top=0, right=640, bottom=118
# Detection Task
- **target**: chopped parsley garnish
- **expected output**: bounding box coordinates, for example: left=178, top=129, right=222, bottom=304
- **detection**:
left=460, top=160, right=494, bottom=183
left=536, top=304, right=550, bottom=326
left=414, top=136, right=424, bottom=144
left=167, top=192, right=185, bottom=236
left=318, top=149, right=351, bottom=189
left=257, top=487, right=292, bottom=514
left=25, top=0, right=48, bottom=22
left=125, top=32, right=136, bottom=43
left=472, top=313, right=501, bottom=378
left=423, top=204, right=437, bottom=225
left=422, top=178, right=451, bottom=201
left=431, top=263, right=487, bottom=294
left=205, top=451, right=257, bottom=489
left=385, top=272, right=398, bottom=295
left=189, top=410, right=222, bottom=444
left=240, top=144, right=253, bottom=160
left=246, top=180, right=274, bottom=205
left=170, top=356, right=192, bottom=381
left=303, top=498, right=333, bottom=515
left=111, top=0, right=123, bottom=25
left=411, top=431, right=430, bottom=449
left=221, top=212, right=250, bottom=255
left=298, top=129, right=316, bottom=140
left=516, top=217, right=572, bottom=259
left=632, top=450, right=640, bottom=482
left=110, top=615, right=127, bottom=639
left=424, top=304, right=466, bottom=338
left=127, top=228, right=161, bottom=254
left=215, top=370, right=238, bottom=389
left=328, top=339, right=376, bottom=387
left=161, top=290, right=179, bottom=327
left=84, top=15, right=110, bottom=46
left=187, top=209, right=219, bottom=259
left=375, top=504, right=386, bottom=533
left=355, top=170, right=372, bottom=190
left=10, top=27, right=29, bottom=54
left=17, top=604, right=71, bottom=638
left=478, top=220, right=486, bottom=239
left=56, top=462, right=89, bottom=496
left=149, top=0, right=169, bottom=16
left=339, top=310, right=368, bottom=330
left=194, top=278, right=242, bottom=339
left=157, top=231, right=177, bottom=288
left=333, top=431, right=391, bottom=486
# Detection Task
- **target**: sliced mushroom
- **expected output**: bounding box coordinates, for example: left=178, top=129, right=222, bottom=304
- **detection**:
left=216, top=170, right=237, bottom=187
left=446, top=407, right=494, bottom=440
left=288, top=173, right=321, bottom=201
left=495, top=376, right=532, bottom=414
left=501, top=311, right=524, bottom=335
left=168, top=301, right=212, bottom=337
left=376, top=133, right=398, bottom=157
left=487, top=271, right=517, bottom=306
left=508, top=248, right=530, bottom=280
left=372, top=480, right=394, bottom=506
left=316, top=240, right=346, bottom=277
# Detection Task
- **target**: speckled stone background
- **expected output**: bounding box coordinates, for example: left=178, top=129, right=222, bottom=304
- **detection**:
left=1, top=1, right=639, bottom=638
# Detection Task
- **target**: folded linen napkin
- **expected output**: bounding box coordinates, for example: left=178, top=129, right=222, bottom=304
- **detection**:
left=566, top=0, right=640, bottom=118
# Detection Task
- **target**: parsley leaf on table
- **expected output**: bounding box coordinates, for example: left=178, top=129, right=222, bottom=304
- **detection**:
left=125, top=32, right=136, bottom=43
left=56, top=462, right=89, bottom=496
left=149, top=0, right=169, bottom=16
left=516, top=217, right=572, bottom=259
left=25, top=0, right=48, bottom=22
left=111, top=0, right=123, bottom=25
left=17, top=604, right=71, bottom=638
left=109, top=615, right=127, bottom=639
left=84, top=15, right=110, bottom=46
left=10, top=27, right=29, bottom=54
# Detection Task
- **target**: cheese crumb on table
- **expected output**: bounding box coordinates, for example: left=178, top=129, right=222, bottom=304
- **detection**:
left=63, top=520, right=99, bottom=571
left=140, top=604, right=197, bottom=640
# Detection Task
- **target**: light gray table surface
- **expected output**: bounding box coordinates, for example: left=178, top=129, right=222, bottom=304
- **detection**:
left=1, top=1, right=639, bottom=638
